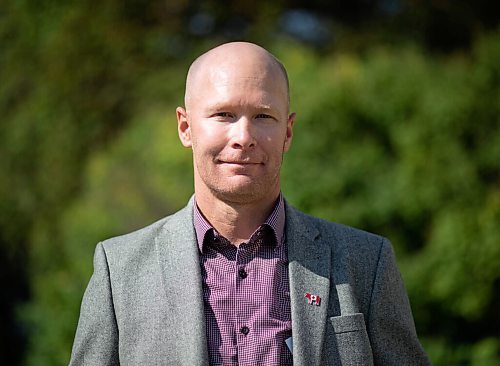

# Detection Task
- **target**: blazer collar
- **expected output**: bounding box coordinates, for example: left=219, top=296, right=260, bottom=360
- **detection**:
left=285, top=202, right=332, bottom=366
left=154, top=197, right=209, bottom=364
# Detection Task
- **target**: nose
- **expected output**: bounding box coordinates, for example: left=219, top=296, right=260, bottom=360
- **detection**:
left=230, top=117, right=256, bottom=150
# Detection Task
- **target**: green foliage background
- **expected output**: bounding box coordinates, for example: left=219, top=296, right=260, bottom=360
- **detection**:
left=1, top=1, right=499, bottom=365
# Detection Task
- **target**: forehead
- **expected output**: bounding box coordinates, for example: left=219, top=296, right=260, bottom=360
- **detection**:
left=212, top=77, right=286, bottom=109
left=188, top=59, right=288, bottom=111
left=199, top=76, right=287, bottom=113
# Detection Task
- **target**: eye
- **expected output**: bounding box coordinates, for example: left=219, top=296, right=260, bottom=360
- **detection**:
left=211, top=112, right=234, bottom=119
left=255, top=113, right=274, bottom=119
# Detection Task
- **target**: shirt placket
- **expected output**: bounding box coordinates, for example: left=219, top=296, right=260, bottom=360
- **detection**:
left=211, top=238, right=239, bottom=366
left=234, top=240, right=256, bottom=366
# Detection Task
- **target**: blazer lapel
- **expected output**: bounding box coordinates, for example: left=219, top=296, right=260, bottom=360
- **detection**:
left=155, top=198, right=209, bottom=365
left=286, top=204, right=331, bottom=366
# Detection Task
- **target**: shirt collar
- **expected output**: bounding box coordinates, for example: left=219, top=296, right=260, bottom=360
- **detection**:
left=193, top=194, right=286, bottom=253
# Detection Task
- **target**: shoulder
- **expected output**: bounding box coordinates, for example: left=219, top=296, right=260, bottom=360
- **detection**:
left=285, top=202, right=397, bottom=315
left=285, top=202, right=392, bottom=287
left=99, top=200, right=193, bottom=262
left=286, top=202, right=388, bottom=256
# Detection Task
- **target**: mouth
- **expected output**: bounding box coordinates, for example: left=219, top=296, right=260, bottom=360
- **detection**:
left=223, top=161, right=260, bottom=165
left=218, top=159, right=262, bottom=165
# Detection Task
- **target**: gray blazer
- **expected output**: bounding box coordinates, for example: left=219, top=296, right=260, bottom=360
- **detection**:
left=70, top=199, right=430, bottom=365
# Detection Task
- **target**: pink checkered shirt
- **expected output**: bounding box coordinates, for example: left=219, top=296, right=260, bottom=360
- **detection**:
left=194, top=195, right=292, bottom=365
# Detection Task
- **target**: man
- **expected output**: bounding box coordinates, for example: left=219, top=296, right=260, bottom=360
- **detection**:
left=70, top=42, right=430, bottom=365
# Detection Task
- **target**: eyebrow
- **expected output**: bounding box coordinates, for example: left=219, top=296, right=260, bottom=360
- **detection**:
left=205, top=103, right=275, bottom=113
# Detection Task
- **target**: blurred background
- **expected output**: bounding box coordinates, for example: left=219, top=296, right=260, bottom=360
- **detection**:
left=1, top=0, right=499, bottom=364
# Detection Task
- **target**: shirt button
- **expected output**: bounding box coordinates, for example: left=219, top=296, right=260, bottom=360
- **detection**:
left=240, top=326, right=250, bottom=335
left=238, top=268, right=247, bottom=279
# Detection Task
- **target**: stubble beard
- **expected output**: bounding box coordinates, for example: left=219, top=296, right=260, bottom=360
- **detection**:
left=194, top=154, right=284, bottom=205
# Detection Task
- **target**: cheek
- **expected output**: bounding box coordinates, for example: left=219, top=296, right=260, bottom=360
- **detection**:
left=259, top=127, right=288, bottom=152
left=191, top=123, right=227, bottom=153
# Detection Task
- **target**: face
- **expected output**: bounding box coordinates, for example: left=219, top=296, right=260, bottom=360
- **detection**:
left=177, top=57, right=295, bottom=205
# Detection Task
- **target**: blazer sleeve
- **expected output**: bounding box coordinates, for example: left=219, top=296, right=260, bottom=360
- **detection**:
left=69, top=242, right=119, bottom=366
left=367, top=239, right=431, bottom=366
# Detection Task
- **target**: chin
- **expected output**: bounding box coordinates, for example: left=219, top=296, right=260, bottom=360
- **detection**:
left=212, top=184, right=267, bottom=204
left=196, top=169, right=280, bottom=203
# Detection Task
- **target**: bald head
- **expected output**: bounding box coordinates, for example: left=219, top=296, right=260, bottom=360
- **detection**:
left=184, top=42, right=290, bottom=110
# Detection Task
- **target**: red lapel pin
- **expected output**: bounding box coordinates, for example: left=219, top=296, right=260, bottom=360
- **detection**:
left=305, top=292, right=321, bottom=306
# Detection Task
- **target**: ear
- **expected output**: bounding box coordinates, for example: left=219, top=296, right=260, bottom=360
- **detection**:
left=283, top=112, right=296, bottom=152
left=176, top=106, right=192, bottom=147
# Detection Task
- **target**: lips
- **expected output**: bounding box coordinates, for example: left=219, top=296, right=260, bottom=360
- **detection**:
left=217, top=158, right=263, bottom=165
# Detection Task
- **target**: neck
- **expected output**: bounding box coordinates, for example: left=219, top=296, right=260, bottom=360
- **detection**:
left=195, top=189, right=280, bottom=245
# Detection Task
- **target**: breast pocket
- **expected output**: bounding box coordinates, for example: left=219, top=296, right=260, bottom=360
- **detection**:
left=330, top=313, right=374, bottom=366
